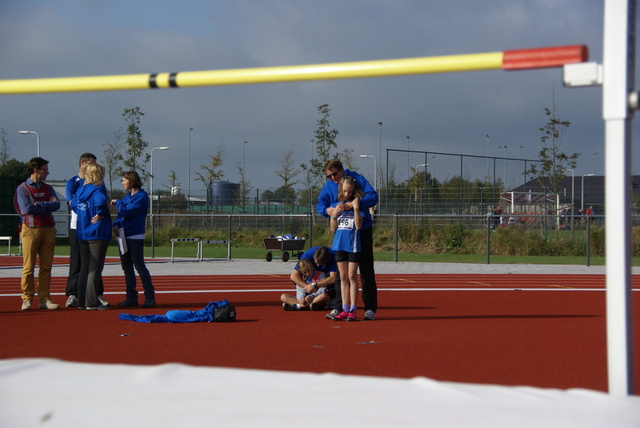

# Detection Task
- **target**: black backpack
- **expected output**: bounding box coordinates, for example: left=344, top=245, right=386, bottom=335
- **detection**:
left=212, top=304, right=236, bottom=322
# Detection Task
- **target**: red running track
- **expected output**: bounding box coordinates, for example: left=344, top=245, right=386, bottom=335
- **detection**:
left=0, top=270, right=638, bottom=392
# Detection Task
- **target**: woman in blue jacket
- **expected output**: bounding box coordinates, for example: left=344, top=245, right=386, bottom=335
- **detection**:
left=110, top=171, right=156, bottom=308
left=70, top=163, right=112, bottom=310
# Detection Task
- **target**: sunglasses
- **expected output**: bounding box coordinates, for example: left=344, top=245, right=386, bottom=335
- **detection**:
left=326, top=171, right=339, bottom=179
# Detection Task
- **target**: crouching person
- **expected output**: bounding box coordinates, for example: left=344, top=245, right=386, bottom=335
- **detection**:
left=281, top=246, right=337, bottom=311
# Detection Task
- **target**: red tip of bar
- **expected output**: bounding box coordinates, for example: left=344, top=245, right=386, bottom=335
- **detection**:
left=502, top=45, right=588, bottom=70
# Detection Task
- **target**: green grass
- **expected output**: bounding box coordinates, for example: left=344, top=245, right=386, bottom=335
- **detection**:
left=48, top=244, right=627, bottom=266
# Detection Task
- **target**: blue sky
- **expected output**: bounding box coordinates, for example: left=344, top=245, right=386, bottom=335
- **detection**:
left=0, top=0, right=636, bottom=196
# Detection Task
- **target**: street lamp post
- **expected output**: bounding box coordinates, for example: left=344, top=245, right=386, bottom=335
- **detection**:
left=150, top=146, right=170, bottom=258
left=377, top=122, right=382, bottom=188
left=19, top=130, right=40, bottom=157
left=188, top=128, right=193, bottom=213
left=359, top=154, right=377, bottom=191
left=243, top=141, right=248, bottom=213
left=406, top=136, right=410, bottom=181
left=581, top=173, right=595, bottom=212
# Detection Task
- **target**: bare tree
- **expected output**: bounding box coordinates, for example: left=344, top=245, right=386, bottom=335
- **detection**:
left=103, top=129, right=124, bottom=197
left=0, top=128, right=10, bottom=167
left=273, top=145, right=301, bottom=205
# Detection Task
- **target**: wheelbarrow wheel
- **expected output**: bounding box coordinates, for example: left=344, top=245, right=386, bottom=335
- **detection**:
left=282, top=251, right=290, bottom=262
left=266, top=251, right=273, bottom=262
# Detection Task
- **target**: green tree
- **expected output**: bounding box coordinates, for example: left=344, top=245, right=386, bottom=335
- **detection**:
left=525, top=106, right=580, bottom=203
left=195, top=145, right=225, bottom=212
left=236, top=162, right=252, bottom=213
left=0, top=158, right=28, bottom=178
left=302, top=104, right=340, bottom=187
left=122, top=107, right=150, bottom=181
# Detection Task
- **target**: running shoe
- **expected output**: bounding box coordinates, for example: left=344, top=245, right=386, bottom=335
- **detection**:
left=86, top=304, right=109, bottom=311
left=364, top=310, right=375, bottom=321
left=347, top=312, right=357, bottom=322
left=325, top=309, right=339, bottom=320
left=98, top=296, right=110, bottom=306
left=333, top=311, right=350, bottom=321
left=65, top=295, right=78, bottom=308
left=282, top=303, right=298, bottom=311
left=21, top=300, right=31, bottom=311
left=39, top=299, right=60, bottom=310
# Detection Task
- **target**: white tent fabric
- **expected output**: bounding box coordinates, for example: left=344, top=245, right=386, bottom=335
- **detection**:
left=1, top=358, right=638, bottom=427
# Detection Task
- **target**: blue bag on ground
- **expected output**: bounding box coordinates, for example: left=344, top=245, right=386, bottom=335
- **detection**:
left=118, top=300, right=236, bottom=323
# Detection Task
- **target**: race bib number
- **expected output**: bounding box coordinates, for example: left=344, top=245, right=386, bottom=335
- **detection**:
left=337, top=214, right=354, bottom=230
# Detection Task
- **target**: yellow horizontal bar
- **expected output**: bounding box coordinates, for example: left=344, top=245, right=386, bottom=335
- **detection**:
left=0, top=52, right=503, bottom=95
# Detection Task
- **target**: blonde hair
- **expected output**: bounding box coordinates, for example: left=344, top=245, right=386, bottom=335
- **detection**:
left=337, top=176, right=363, bottom=201
left=84, top=163, right=105, bottom=187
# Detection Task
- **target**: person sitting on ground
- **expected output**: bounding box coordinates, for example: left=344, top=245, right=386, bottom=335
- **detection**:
left=281, top=259, right=330, bottom=311
left=281, top=246, right=337, bottom=311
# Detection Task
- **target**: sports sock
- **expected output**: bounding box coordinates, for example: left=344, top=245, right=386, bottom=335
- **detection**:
left=349, top=305, right=357, bottom=313
left=342, top=304, right=349, bottom=313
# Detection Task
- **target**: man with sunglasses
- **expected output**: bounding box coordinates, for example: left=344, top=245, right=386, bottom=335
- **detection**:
left=317, top=159, right=379, bottom=321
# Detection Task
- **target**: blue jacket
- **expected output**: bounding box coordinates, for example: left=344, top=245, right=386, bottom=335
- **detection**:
left=112, top=189, right=149, bottom=238
left=316, top=169, right=378, bottom=230
left=295, top=246, right=338, bottom=275
left=66, top=175, right=107, bottom=229
left=119, top=300, right=231, bottom=323
left=70, top=184, right=112, bottom=241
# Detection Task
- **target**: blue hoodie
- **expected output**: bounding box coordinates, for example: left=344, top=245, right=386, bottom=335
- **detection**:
left=70, top=184, right=112, bottom=241
left=316, top=169, right=378, bottom=230
left=112, top=189, right=149, bottom=238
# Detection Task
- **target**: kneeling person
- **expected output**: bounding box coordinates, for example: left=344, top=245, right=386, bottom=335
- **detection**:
left=281, top=246, right=337, bottom=311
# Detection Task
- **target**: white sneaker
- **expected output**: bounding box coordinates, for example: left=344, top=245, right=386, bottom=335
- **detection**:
left=325, top=309, right=340, bottom=320
left=39, top=299, right=60, bottom=310
left=21, top=300, right=31, bottom=310
left=364, top=310, right=375, bottom=321
left=98, top=296, right=110, bottom=306
left=65, top=295, right=78, bottom=308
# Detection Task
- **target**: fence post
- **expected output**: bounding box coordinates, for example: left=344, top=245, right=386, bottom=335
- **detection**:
left=486, top=212, right=491, bottom=264
left=393, top=213, right=399, bottom=262
left=151, top=214, right=156, bottom=258
left=227, top=215, right=232, bottom=259
left=586, top=216, right=591, bottom=267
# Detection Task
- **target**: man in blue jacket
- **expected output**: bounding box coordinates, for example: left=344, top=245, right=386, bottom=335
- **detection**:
left=317, top=159, right=379, bottom=321
left=282, top=245, right=338, bottom=311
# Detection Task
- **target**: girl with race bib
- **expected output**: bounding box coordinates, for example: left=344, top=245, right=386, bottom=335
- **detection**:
left=329, top=176, right=364, bottom=321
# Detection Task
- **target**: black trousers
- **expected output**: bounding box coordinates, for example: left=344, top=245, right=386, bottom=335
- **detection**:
left=332, top=226, right=377, bottom=312
left=65, top=229, right=80, bottom=297
left=77, top=240, right=109, bottom=307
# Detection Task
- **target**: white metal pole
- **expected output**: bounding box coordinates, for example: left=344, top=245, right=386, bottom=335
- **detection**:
left=603, top=0, right=635, bottom=396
